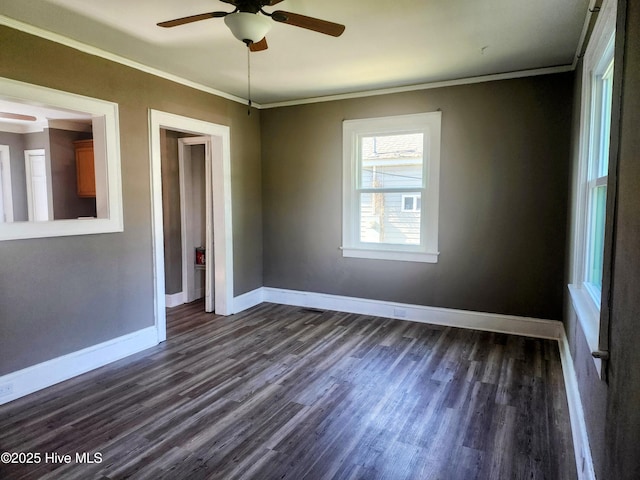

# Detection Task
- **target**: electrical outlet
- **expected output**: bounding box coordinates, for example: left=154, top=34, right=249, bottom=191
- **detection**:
left=393, top=308, right=407, bottom=318
left=0, top=383, right=14, bottom=397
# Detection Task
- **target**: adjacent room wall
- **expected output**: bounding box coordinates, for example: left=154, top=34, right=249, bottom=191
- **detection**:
left=0, top=25, right=263, bottom=376
left=261, top=73, right=573, bottom=321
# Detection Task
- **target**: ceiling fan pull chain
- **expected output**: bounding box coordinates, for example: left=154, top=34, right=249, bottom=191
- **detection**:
left=247, top=45, right=252, bottom=115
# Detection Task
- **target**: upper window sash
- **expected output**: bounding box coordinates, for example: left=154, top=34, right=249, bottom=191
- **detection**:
left=588, top=58, right=614, bottom=183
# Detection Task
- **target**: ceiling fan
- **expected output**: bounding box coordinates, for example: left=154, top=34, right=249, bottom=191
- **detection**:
left=157, top=0, right=346, bottom=51
left=0, top=112, right=36, bottom=122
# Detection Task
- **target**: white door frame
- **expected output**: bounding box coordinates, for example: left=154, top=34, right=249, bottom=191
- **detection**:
left=24, top=148, right=53, bottom=221
left=179, top=136, right=212, bottom=305
left=149, top=110, right=234, bottom=342
left=0, top=145, right=14, bottom=223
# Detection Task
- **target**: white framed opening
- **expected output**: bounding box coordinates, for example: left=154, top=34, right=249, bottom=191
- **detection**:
left=149, top=110, right=233, bottom=342
left=0, top=145, right=14, bottom=223
left=0, top=76, right=123, bottom=240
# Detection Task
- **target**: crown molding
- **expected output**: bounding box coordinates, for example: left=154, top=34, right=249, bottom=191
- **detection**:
left=0, top=15, right=252, bottom=107
left=2, top=15, right=576, bottom=110
left=259, top=65, right=574, bottom=108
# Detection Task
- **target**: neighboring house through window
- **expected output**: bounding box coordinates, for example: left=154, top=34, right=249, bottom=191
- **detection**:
left=342, top=112, right=441, bottom=263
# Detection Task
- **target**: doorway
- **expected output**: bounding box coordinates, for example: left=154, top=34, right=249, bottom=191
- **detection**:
left=179, top=137, right=210, bottom=305
left=149, top=110, right=234, bottom=343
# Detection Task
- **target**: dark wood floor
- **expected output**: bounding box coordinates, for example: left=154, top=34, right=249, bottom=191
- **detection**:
left=0, top=301, right=576, bottom=480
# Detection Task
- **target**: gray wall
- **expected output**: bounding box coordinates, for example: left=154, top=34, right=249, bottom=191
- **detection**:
left=261, top=73, right=573, bottom=320
left=0, top=25, right=263, bottom=376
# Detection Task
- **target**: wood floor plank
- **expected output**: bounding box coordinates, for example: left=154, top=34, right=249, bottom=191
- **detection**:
left=0, top=301, right=576, bottom=479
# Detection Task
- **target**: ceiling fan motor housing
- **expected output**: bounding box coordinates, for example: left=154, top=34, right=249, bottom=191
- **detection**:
left=224, top=12, right=272, bottom=45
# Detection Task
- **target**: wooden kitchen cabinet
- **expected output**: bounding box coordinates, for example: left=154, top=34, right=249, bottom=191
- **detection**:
left=74, top=139, right=95, bottom=198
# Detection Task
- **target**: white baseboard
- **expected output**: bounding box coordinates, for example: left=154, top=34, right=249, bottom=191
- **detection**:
left=233, top=287, right=265, bottom=313
left=165, top=292, right=186, bottom=308
left=0, top=326, right=158, bottom=406
left=194, top=288, right=204, bottom=301
left=261, top=287, right=563, bottom=339
left=558, top=330, right=596, bottom=480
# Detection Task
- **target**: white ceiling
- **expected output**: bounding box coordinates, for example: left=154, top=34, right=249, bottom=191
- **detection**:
left=0, top=0, right=591, bottom=106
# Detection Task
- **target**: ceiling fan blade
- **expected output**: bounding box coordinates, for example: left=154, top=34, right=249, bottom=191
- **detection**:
left=0, top=112, right=37, bottom=122
left=249, top=37, right=268, bottom=52
left=157, top=11, right=228, bottom=28
left=271, top=10, right=345, bottom=37
left=219, top=0, right=283, bottom=4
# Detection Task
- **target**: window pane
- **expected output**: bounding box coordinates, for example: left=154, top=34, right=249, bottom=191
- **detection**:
left=360, top=192, right=421, bottom=245
left=597, top=61, right=614, bottom=178
left=588, top=185, right=607, bottom=288
left=360, top=134, right=423, bottom=189
left=401, top=194, right=421, bottom=212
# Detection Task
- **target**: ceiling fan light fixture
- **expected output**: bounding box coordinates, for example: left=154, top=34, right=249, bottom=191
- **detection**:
left=224, top=12, right=272, bottom=45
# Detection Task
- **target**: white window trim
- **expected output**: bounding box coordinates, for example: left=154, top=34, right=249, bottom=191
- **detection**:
left=569, top=0, right=616, bottom=377
left=0, top=145, right=15, bottom=223
left=342, top=112, right=441, bottom=263
left=401, top=194, right=421, bottom=212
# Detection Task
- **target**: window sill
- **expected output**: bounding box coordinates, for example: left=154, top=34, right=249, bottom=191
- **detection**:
left=342, top=247, right=439, bottom=263
left=568, top=284, right=604, bottom=378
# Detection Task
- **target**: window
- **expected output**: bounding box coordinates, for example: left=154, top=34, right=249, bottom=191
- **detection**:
left=401, top=194, right=421, bottom=212
left=584, top=58, right=613, bottom=303
left=569, top=0, right=616, bottom=374
left=342, top=112, right=441, bottom=263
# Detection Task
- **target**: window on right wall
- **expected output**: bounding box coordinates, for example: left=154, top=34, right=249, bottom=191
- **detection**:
left=569, top=0, right=616, bottom=376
